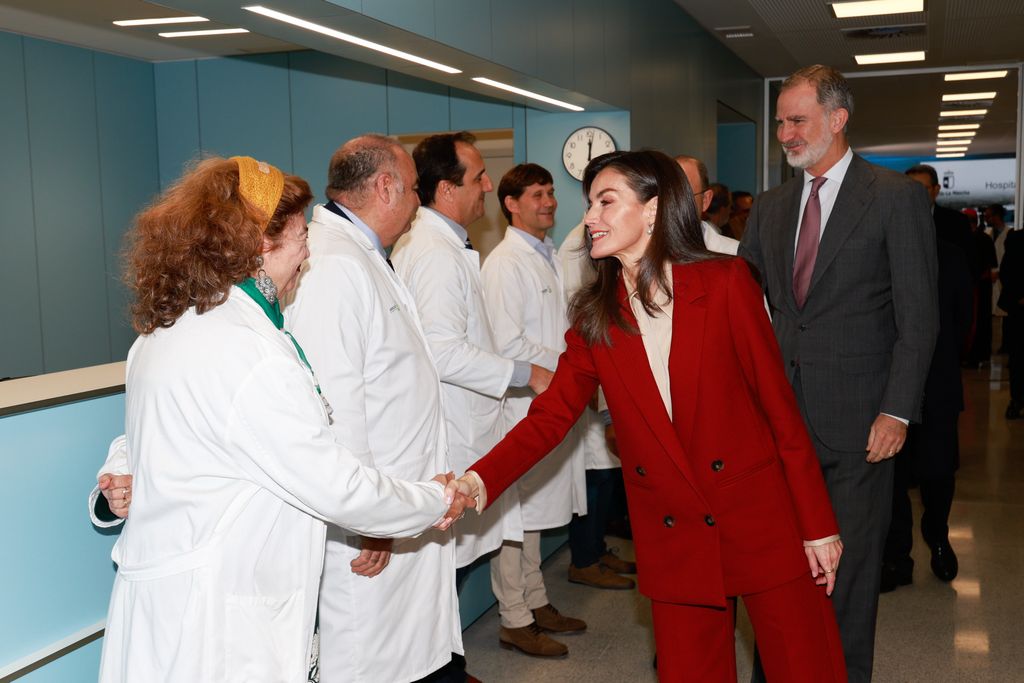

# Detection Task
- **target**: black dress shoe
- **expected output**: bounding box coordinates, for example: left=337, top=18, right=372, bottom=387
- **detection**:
left=880, top=560, right=913, bottom=593
left=929, top=542, right=959, bottom=581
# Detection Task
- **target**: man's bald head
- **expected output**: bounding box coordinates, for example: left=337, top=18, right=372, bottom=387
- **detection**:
left=674, top=155, right=712, bottom=215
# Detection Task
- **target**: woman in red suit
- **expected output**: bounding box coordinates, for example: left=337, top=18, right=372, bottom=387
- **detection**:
left=450, top=150, right=846, bottom=681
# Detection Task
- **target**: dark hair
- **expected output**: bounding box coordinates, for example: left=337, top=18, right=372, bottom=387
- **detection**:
left=571, top=150, right=716, bottom=345
left=986, top=204, right=1007, bottom=219
left=905, top=164, right=939, bottom=187
left=125, top=157, right=312, bottom=334
left=706, top=183, right=731, bottom=214
left=673, top=155, right=709, bottom=194
left=782, top=65, right=854, bottom=132
left=497, top=163, right=554, bottom=223
left=732, top=190, right=753, bottom=204
left=326, top=133, right=403, bottom=205
left=412, top=131, right=476, bottom=206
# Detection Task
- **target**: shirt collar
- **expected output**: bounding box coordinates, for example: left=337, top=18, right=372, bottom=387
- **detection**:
left=425, top=206, right=469, bottom=245
left=330, top=201, right=386, bottom=259
left=803, top=145, right=854, bottom=186
left=509, top=226, right=555, bottom=261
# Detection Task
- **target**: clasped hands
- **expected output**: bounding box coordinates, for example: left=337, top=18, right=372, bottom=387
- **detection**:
left=431, top=472, right=480, bottom=531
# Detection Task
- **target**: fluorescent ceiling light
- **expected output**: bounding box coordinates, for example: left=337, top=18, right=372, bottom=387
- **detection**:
left=854, top=51, right=925, bottom=65
left=937, top=131, right=976, bottom=138
left=114, top=16, right=208, bottom=26
left=725, top=32, right=754, bottom=39
left=936, top=142, right=972, bottom=148
left=472, top=77, right=584, bottom=112
left=939, top=109, right=987, bottom=117
left=936, top=153, right=966, bottom=158
left=936, top=147, right=968, bottom=153
left=942, top=92, right=996, bottom=102
left=243, top=6, right=461, bottom=74
left=945, top=70, right=1008, bottom=81
left=938, top=124, right=980, bottom=131
left=159, top=28, right=249, bottom=38
left=832, top=0, right=923, bottom=19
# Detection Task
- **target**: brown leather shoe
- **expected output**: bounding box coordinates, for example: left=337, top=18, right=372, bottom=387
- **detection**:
left=600, top=549, right=637, bottom=574
left=531, top=603, right=588, bottom=633
left=499, top=623, right=568, bottom=657
left=569, top=562, right=636, bottom=590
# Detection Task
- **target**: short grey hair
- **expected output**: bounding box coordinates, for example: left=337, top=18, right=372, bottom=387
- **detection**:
left=325, top=134, right=404, bottom=206
left=782, top=65, right=854, bottom=130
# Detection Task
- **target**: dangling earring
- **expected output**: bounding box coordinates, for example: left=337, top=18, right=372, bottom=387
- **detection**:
left=646, top=223, right=654, bottom=235
left=254, top=254, right=278, bottom=303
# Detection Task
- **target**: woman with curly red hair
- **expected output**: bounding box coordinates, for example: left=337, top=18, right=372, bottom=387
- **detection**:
left=98, top=157, right=463, bottom=682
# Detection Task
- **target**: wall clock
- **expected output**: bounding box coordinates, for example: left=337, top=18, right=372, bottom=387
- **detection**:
left=562, top=126, right=617, bottom=181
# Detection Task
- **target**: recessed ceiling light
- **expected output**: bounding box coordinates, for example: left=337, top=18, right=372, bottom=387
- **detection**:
left=942, top=92, right=996, bottom=102
left=472, top=77, right=583, bottom=112
left=935, top=153, right=966, bottom=158
left=937, top=131, right=977, bottom=138
left=832, top=0, right=923, bottom=19
left=944, top=70, right=1008, bottom=81
left=936, top=147, right=969, bottom=153
left=114, top=16, right=208, bottom=26
left=243, top=6, right=461, bottom=74
left=937, top=137, right=972, bottom=144
left=938, top=124, right=980, bottom=131
left=939, top=109, right=987, bottom=117
left=725, top=32, right=754, bottom=39
left=159, top=28, right=249, bottom=38
left=854, top=51, right=925, bottom=65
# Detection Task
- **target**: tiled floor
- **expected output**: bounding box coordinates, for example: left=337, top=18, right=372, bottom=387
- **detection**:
left=460, top=354, right=1023, bottom=682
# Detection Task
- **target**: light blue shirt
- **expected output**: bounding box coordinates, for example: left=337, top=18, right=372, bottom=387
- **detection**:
left=509, top=226, right=557, bottom=271
left=332, top=201, right=387, bottom=261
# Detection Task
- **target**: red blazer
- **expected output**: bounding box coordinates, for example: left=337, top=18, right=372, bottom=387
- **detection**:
left=470, top=257, right=838, bottom=607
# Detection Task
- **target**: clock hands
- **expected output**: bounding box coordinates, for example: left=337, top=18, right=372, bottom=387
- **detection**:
left=586, top=133, right=594, bottom=161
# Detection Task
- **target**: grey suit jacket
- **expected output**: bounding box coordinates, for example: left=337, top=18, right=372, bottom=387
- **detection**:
left=739, top=154, right=938, bottom=452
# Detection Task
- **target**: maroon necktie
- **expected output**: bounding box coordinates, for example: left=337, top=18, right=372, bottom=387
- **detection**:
left=793, top=176, right=827, bottom=309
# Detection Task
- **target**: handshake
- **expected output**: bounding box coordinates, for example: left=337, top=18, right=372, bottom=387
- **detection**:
left=431, top=472, right=483, bottom=531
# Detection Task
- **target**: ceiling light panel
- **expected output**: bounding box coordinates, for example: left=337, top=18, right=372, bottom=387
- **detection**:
left=937, top=132, right=977, bottom=139
left=938, top=124, right=980, bottom=131
left=832, top=0, right=923, bottom=19
left=854, top=51, right=925, bottom=65
left=936, top=153, right=965, bottom=158
left=243, top=6, right=461, bottom=74
left=942, top=92, right=996, bottom=102
left=159, top=28, right=249, bottom=38
left=936, top=147, right=969, bottom=153
left=472, top=77, right=583, bottom=111
left=944, top=71, right=1008, bottom=81
left=114, top=16, right=208, bottom=26
left=939, top=109, right=987, bottom=117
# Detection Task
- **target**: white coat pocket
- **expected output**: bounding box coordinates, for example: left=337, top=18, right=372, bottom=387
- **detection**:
left=225, top=590, right=307, bottom=682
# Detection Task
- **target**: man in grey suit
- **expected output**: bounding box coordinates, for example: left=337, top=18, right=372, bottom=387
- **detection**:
left=740, top=65, right=938, bottom=683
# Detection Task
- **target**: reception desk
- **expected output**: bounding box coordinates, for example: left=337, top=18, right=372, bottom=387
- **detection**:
left=0, top=363, right=565, bottom=681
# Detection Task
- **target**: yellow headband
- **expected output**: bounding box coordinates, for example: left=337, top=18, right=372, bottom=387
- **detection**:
left=231, top=156, right=285, bottom=232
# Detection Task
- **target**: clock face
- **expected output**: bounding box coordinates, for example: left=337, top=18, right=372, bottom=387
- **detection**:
left=562, top=127, right=616, bottom=181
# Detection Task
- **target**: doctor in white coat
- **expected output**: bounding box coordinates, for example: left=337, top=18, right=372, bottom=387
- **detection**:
left=392, top=133, right=586, bottom=659
left=97, top=157, right=461, bottom=683
left=284, top=135, right=463, bottom=683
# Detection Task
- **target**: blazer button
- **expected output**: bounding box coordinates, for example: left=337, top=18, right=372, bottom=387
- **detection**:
left=790, top=359, right=798, bottom=367
left=663, top=516, right=675, bottom=528
left=704, top=514, right=716, bottom=526
left=635, top=466, right=646, bottom=476
left=711, top=460, right=724, bottom=472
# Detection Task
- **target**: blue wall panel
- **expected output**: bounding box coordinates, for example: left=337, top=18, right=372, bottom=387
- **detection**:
left=23, top=38, right=111, bottom=374
left=435, top=0, right=492, bottom=61
left=95, top=53, right=158, bottom=359
left=196, top=55, right=294, bottom=171
left=491, top=2, right=538, bottom=77
left=717, top=121, right=757, bottom=195
left=153, top=61, right=200, bottom=189
left=387, top=71, right=450, bottom=134
left=536, top=0, right=575, bottom=90
left=19, top=639, right=102, bottom=683
left=449, top=88, right=514, bottom=132
left=572, top=0, right=606, bottom=102
left=288, top=51, right=388, bottom=197
left=0, top=394, right=123, bottom=674
left=0, top=32, right=43, bottom=379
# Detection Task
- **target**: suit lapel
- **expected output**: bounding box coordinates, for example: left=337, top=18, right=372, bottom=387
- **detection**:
left=807, top=155, right=874, bottom=296
left=778, top=179, right=803, bottom=311
left=668, top=264, right=706, bottom=452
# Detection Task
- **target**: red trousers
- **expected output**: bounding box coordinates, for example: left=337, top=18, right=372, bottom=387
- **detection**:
left=652, top=573, right=846, bottom=682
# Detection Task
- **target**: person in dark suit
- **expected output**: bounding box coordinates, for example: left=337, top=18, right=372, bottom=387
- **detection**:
left=446, top=150, right=847, bottom=682
left=964, top=209, right=999, bottom=365
left=739, top=65, right=938, bottom=683
left=881, top=170, right=974, bottom=589
left=1000, top=229, right=1024, bottom=418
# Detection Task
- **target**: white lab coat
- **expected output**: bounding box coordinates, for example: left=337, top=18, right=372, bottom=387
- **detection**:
left=392, top=207, right=524, bottom=565
left=559, top=223, right=620, bottom=471
left=481, top=228, right=587, bottom=530
left=98, top=289, right=446, bottom=683
left=702, top=220, right=740, bottom=255
left=284, top=205, right=461, bottom=682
